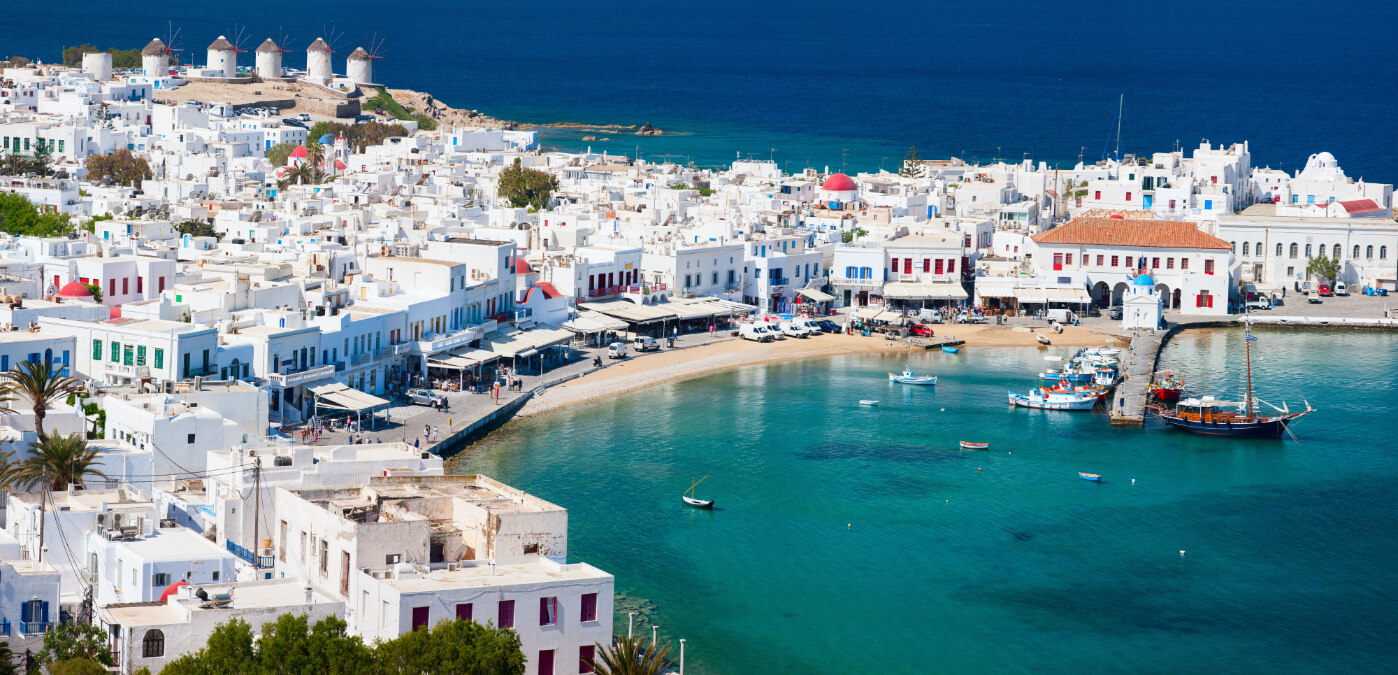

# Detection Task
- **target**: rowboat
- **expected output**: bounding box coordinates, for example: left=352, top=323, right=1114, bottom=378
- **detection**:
left=1007, top=388, right=1099, bottom=410
left=683, top=476, right=714, bottom=509
left=1078, top=472, right=1101, bottom=481
left=942, top=346, right=960, bottom=354
left=959, top=441, right=989, bottom=450
left=1036, top=334, right=1051, bottom=346
left=859, top=399, right=879, bottom=406
left=889, top=367, right=937, bottom=386
left=1149, top=373, right=1184, bottom=401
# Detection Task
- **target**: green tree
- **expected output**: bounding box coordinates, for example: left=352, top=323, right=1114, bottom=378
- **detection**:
left=586, top=636, right=672, bottom=675
left=1306, top=255, right=1340, bottom=283
left=2, top=359, right=84, bottom=441
left=375, top=619, right=525, bottom=675
left=899, top=146, right=925, bottom=178
left=0, top=193, right=73, bottom=237
left=18, top=434, right=106, bottom=492
left=497, top=158, right=558, bottom=210
left=265, top=143, right=299, bottom=168
left=35, top=622, right=113, bottom=667
left=49, top=659, right=109, bottom=675
left=0, top=450, right=22, bottom=492
left=0, top=640, right=18, bottom=675
left=82, top=282, right=103, bottom=303
left=840, top=227, right=869, bottom=244
left=256, top=615, right=375, bottom=675
left=7, top=56, right=30, bottom=68
left=175, top=220, right=220, bottom=240
left=62, top=44, right=101, bottom=67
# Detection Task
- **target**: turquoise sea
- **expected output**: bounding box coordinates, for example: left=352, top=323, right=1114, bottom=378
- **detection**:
left=452, top=327, right=1398, bottom=674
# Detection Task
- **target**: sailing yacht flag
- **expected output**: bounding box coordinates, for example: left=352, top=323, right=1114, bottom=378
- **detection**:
left=1245, top=330, right=1258, bottom=342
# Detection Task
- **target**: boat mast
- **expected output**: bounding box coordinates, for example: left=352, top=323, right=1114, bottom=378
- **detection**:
left=1245, top=325, right=1254, bottom=418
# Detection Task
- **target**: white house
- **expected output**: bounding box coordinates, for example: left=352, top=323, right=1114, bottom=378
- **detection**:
left=87, top=526, right=238, bottom=608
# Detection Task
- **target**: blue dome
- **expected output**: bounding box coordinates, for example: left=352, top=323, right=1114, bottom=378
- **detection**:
left=1133, top=274, right=1155, bottom=287
left=318, top=134, right=337, bottom=145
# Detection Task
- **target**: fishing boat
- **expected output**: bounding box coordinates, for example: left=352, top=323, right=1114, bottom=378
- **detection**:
left=1156, top=327, right=1313, bottom=438
left=959, top=441, right=989, bottom=450
left=1078, top=472, right=1101, bottom=481
left=1092, top=365, right=1120, bottom=387
left=683, top=476, right=714, bottom=509
left=1149, top=372, right=1184, bottom=401
left=1007, top=388, right=1099, bottom=410
left=859, top=399, right=880, bottom=406
left=1038, top=367, right=1093, bottom=384
left=942, top=345, right=960, bottom=354
left=1046, top=380, right=1110, bottom=402
left=889, top=366, right=937, bottom=386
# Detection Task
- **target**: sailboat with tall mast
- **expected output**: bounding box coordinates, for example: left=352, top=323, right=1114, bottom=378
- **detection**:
left=1157, top=324, right=1313, bottom=438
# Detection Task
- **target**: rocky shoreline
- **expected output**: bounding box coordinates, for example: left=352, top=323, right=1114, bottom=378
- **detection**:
left=385, top=88, right=664, bottom=136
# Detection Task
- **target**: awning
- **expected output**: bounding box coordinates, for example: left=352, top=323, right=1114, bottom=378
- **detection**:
left=483, top=326, right=574, bottom=358
left=562, top=310, right=628, bottom=334
left=428, top=348, right=497, bottom=370
left=1013, top=288, right=1049, bottom=303
left=884, top=282, right=968, bottom=300
left=975, top=286, right=1017, bottom=299
left=798, top=288, right=836, bottom=302
left=310, top=383, right=390, bottom=412
left=1044, top=287, right=1092, bottom=302
left=667, top=299, right=734, bottom=320
left=582, top=299, right=678, bottom=324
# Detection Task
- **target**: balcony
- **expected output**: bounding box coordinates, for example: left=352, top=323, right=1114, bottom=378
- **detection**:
left=351, top=352, right=372, bottom=366
left=768, top=277, right=791, bottom=287
left=226, top=539, right=275, bottom=569
left=20, top=621, right=51, bottom=636
left=184, top=364, right=217, bottom=378
left=109, top=364, right=150, bottom=378
left=267, top=364, right=335, bottom=388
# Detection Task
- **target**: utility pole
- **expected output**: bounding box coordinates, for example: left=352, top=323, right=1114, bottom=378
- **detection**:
left=37, top=473, right=47, bottom=563
left=251, top=456, right=262, bottom=569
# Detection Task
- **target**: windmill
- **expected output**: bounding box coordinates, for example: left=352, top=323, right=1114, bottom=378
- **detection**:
left=163, top=21, right=184, bottom=67
left=305, top=24, right=344, bottom=85
left=347, top=33, right=386, bottom=86
left=255, top=28, right=293, bottom=79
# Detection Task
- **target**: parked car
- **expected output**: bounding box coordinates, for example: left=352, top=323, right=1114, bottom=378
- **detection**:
left=779, top=321, right=810, bottom=338
left=405, top=388, right=445, bottom=406
left=1307, top=291, right=1322, bottom=304
left=818, top=319, right=841, bottom=333
left=764, top=321, right=787, bottom=339
left=607, top=342, right=628, bottom=359
left=1318, top=283, right=1333, bottom=296
left=1107, top=306, right=1123, bottom=320
left=1334, top=282, right=1348, bottom=296
left=632, top=336, right=660, bottom=352
left=908, top=323, right=935, bottom=337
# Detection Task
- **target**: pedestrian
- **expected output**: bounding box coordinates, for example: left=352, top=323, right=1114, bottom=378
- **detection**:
left=424, top=423, right=430, bottom=438
left=432, top=426, right=440, bottom=441
left=414, top=437, right=420, bottom=449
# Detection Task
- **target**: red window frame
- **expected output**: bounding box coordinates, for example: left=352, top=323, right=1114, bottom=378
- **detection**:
left=539, top=597, right=558, bottom=626
left=1166, top=258, right=1174, bottom=269
left=1151, top=257, right=1160, bottom=269
left=1204, top=259, right=1215, bottom=275
left=411, top=607, right=429, bottom=631
left=456, top=603, right=473, bottom=622
left=580, top=593, right=598, bottom=622
left=1111, top=255, right=1119, bottom=267
left=1126, top=192, right=1133, bottom=201
left=1181, top=258, right=1189, bottom=270
left=1052, top=253, right=1063, bottom=271
left=1094, top=190, right=1101, bottom=200
left=498, top=600, right=515, bottom=629
left=904, top=259, right=912, bottom=274
left=1065, top=253, right=1073, bottom=266
left=947, top=259, right=956, bottom=273
left=1096, top=255, right=1104, bottom=266
left=580, top=646, right=596, bottom=674
left=934, top=260, right=944, bottom=275
left=923, top=259, right=931, bottom=273
left=890, top=258, right=899, bottom=273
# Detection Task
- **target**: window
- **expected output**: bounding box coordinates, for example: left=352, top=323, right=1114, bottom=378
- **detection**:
left=137, top=276, right=143, bottom=293
left=1096, top=255, right=1104, bottom=267
left=1166, top=258, right=1174, bottom=270
left=456, top=603, right=473, bottom=622
left=1204, top=259, right=1215, bottom=275
left=539, top=597, right=558, bottom=626
left=580, top=593, right=598, bottom=622
left=1181, top=258, right=1189, bottom=270
left=1125, top=256, right=1133, bottom=269
left=1242, top=242, right=1249, bottom=256
left=142, top=629, right=164, bottom=658
left=153, top=572, right=171, bottom=587
left=1276, top=243, right=1283, bottom=257
left=1333, top=244, right=1341, bottom=260
left=123, top=278, right=129, bottom=294
left=1354, top=245, right=1361, bottom=259
left=1196, top=291, right=1213, bottom=308
left=903, top=259, right=912, bottom=274
left=1305, top=244, right=1312, bottom=258
left=109, top=279, right=116, bottom=297
left=580, top=645, right=596, bottom=674
left=153, top=348, right=164, bottom=369
left=319, top=540, right=328, bottom=575
left=1151, top=257, right=1160, bottom=269
left=411, top=607, right=430, bottom=631
left=1367, top=245, right=1374, bottom=259
left=947, top=259, right=955, bottom=274
left=1111, top=256, right=1119, bottom=267
left=923, top=259, right=931, bottom=273
left=890, top=258, right=898, bottom=273
left=538, top=649, right=555, bottom=675
left=498, top=600, right=515, bottom=629
left=111, top=342, right=121, bottom=362
left=1064, top=254, right=1073, bottom=266
left=1230, top=242, right=1236, bottom=254
left=137, top=346, right=146, bottom=366
left=1204, top=199, right=1212, bottom=210
left=1289, top=244, right=1298, bottom=259
left=93, top=339, right=102, bottom=360
left=1052, top=253, right=1063, bottom=270
left=1094, top=190, right=1101, bottom=200
left=1383, top=246, right=1389, bottom=260
left=124, top=346, right=134, bottom=366
left=934, top=260, right=944, bottom=275
left=1126, top=192, right=1132, bottom=202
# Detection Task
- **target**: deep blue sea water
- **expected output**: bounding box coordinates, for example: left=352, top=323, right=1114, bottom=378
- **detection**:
left=453, top=328, right=1398, bottom=674
left=8, top=1, right=1398, bottom=178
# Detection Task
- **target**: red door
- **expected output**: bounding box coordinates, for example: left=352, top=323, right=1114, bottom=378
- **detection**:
left=538, top=649, right=554, bottom=675
left=411, top=606, right=429, bottom=631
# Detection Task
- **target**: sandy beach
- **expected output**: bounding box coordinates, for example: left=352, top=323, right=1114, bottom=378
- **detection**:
left=521, top=322, right=1122, bottom=417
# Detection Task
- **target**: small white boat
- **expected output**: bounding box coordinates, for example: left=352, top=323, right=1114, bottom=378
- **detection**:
left=684, top=476, right=714, bottom=509
left=859, top=399, right=880, bottom=406
left=1037, top=334, right=1052, bottom=346
left=959, top=441, right=990, bottom=450
left=1007, top=388, right=1098, bottom=410
left=889, top=366, right=937, bottom=386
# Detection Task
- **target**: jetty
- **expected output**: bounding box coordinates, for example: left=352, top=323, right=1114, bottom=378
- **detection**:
left=1109, top=331, right=1164, bottom=426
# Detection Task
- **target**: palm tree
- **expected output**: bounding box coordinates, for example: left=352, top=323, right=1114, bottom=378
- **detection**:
left=0, top=450, right=22, bottom=493
left=0, top=359, right=83, bottom=441
left=17, top=434, right=106, bottom=492
left=587, top=637, right=672, bottom=675
left=278, top=162, right=315, bottom=189
left=0, top=640, right=18, bottom=675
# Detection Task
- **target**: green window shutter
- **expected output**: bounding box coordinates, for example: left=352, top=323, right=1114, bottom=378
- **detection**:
left=123, top=346, right=133, bottom=366
left=111, top=342, right=120, bottom=362
left=93, top=339, right=102, bottom=360
left=137, top=346, right=146, bottom=366
left=153, top=348, right=164, bottom=369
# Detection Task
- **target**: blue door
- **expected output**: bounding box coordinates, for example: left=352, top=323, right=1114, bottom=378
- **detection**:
left=1143, top=194, right=1153, bottom=209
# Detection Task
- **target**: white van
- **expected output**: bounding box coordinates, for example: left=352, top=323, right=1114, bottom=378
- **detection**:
left=1334, top=282, right=1348, bottom=296
left=779, top=321, right=810, bottom=338
left=739, top=323, right=774, bottom=343
left=1046, top=309, right=1077, bottom=324
left=607, top=342, right=628, bottom=358
left=633, top=336, right=659, bottom=352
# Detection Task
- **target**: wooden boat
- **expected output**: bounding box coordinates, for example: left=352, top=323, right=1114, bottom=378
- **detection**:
left=889, top=367, right=937, bottom=386
left=1149, top=373, right=1184, bottom=401
left=859, top=399, right=880, bottom=406
left=683, top=476, right=714, bottom=509
left=1078, top=472, right=1101, bottom=481
left=1036, top=334, right=1051, bottom=346
left=942, top=346, right=960, bottom=354
left=1008, top=388, right=1098, bottom=410
left=1156, top=328, right=1314, bottom=439
left=959, top=441, right=989, bottom=450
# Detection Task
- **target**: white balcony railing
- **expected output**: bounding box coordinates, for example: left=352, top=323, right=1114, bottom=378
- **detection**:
left=829, top=276, right=883, bottom=288
left=268, top=364, right=335, bottom=388
left=109, top=364, right=150, bottom=378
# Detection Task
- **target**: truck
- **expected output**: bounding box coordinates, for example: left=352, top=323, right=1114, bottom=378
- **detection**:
left=739, top=323, right=775, bottom=342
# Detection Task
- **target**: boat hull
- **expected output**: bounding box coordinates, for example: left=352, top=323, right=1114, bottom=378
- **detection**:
left=1007, top=392, right=1098, bottom=410
left=1159, top=414, right=1293, bottom=438
left=1151, top=387, right=1182, bottom=401
left=1078, top=472, right=1101, bottom=481
left=959, top=442, right=989, bottom=450
left=683, top=496, right=714, bottom=509
left=890, top=375, right=937, bottom=385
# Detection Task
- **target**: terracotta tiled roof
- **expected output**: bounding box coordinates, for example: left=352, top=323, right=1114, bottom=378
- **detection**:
left=1032, top=218, right=1230, bottom=250
left=1338, top=199, right=1383, bottom=214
